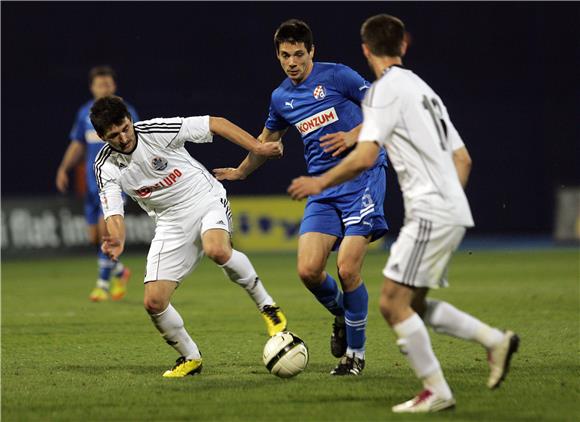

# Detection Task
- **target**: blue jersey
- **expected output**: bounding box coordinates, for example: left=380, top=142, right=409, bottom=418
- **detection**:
left=266, top=62, right=386, bottom=175
left=69, top=99, right=139, bottom=195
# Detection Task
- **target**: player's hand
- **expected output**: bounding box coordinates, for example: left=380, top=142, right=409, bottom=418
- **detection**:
left=101, top=235, right=124, bottom=261
left=320, top=131, right=356, bottom=157
left=56, top=168, right=69, bottom=193
left=212, top=167, right=247, bottom=181
left=287, top=176, right=323, bottom=200
left=253, top=141, right=283, bottom=159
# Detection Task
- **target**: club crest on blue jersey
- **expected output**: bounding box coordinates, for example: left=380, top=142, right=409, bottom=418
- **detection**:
left=313, top=85, right=326, bottom=100
left=151, top=156, right=168, bottom=171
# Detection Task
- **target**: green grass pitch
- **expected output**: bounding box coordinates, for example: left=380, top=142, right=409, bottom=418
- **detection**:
left=2, top=249, right=579, bottom=421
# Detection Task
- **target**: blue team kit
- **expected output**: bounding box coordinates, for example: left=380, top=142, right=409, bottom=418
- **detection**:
left=70, top=100, right=138, bottom=224
left=266, top=62, right=388, bottom=246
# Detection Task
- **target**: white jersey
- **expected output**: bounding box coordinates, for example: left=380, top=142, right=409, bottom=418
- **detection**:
left=94, top=116, right=226, bottom=221
left=358, top=66, right=474, bottom=227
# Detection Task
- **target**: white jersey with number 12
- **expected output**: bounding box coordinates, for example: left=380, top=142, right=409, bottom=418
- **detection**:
left=358, top=66, right=474, bottom=227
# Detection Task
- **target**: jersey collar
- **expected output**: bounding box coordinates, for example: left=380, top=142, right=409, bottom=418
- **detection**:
left=382, top=63, right=404, bottom=75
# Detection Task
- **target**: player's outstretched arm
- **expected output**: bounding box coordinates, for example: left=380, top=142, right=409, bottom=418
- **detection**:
left=209, top=117, right=282, bottom=158
left=56, top=141, right=85, bottom=193
left=288, top=141, right=380, bottom=200
left=213, top=126, right=286, bottom=181
left=102, top=215, right=126, bottom=261
left=319, top=124, right=363, bottom=157
left=452, top=146, right=472, bottom=188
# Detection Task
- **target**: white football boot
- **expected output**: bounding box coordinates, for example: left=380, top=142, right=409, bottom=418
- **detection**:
left=487, top=330, right=520, bottom=389
left=392, top=389, right=455, bottom=413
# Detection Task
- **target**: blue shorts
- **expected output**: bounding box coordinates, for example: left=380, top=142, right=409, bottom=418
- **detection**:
left=84, top=191, right=103, bottom=226
left=299, top=164, right=388, bottom=250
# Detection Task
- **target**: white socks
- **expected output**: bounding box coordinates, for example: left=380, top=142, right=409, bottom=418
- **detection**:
left=424, top=299, right=504, bottom=349
left=113, top=261, right=125, bottom=277
left=220, top=249, right=274, bottom=310
left=394, top=313, right=453, bottom=400
left=346, top=348, right=365, bottom=360
left=150, top=304, right=201, bottom=360
left=96, top=279, right=110, bottom=290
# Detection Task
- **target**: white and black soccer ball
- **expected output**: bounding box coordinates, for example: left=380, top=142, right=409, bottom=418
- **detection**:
left=263, top=331, right=308, bottom=378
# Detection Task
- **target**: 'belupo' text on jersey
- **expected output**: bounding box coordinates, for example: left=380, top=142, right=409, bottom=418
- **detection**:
left=94, top=116, right=226, bottom=220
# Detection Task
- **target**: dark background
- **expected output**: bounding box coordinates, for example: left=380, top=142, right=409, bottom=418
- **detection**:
left=2, top=2, right=578, bottom=234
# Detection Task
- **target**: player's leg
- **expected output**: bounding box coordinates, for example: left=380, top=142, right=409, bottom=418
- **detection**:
left=297, top=200, right=346, bottom=357
left=297, top=232, right=341, bottom=311
left=381, top=219, right=458, bottom=412
left=144, top=280, right=202, bottom=377
left=99, top=215, right=132, bottom=301
left=297, top=232, right=347, bottom=357
left=381, top=279, right=455, bottom=413
left=413, top=283, right=519, bottom=389
left=86, top=194, right=113, bottom=302
left=200, top=199, right=286, bottom=336
left=330, top=165, right=388, bottom=374
left=144, top=224, right=204, bottom=378
left=329, top=234, right=370, bottom=375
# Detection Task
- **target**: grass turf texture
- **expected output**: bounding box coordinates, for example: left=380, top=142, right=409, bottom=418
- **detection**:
left=2, top=249, right=579, bottom=421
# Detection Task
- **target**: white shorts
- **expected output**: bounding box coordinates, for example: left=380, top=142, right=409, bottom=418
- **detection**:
left=383, top=218, right=466, bottom=289
left=144, top=197, right=233, bottom=283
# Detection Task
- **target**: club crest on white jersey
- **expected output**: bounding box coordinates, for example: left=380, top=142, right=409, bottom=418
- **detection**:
left=151, top=156, right=168, bottom=171
left=295, top=107, right=339, bottom=136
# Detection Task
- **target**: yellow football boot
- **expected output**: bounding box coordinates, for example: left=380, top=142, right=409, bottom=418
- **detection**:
left=261, top=304, right=287, bottom=336
left=111, top=267, right=131, bottom=301
left=162, top=356, right=203, bottom=378
left=89, top=287, right=109, bottom=302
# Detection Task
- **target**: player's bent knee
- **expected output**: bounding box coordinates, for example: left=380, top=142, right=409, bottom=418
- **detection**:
left=204, top=245, right=232, bottom=265
left=297, top=265, right=325, bottom=287
left=337, top=264, right=360, bottom=288
left=143, top=296, right=168, bottom=315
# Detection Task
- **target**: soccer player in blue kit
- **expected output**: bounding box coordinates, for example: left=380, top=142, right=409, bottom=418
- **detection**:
left=214, top=19, right=388, bottom=375
left=56, top=66, right=139, bottom=302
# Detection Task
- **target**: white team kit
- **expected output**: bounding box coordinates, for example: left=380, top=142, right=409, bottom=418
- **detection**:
left=94, top=116, right=233, bottom=283
left=358, top=65, right=474, bottom=288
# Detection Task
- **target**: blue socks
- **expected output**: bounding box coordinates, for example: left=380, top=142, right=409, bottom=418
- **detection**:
left=308, top=274, right=368, bottom=359
left=308, top=273, right=344, bottom=317
left=97, top=250, right=115, bottom=289
left=344, top=282, right=368, bottom=359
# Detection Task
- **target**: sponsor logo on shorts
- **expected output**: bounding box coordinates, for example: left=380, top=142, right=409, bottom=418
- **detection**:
left=151, top=156, right=168, bottom=171
left=135, top=168, right=183, bottom=198
left=295, top=107, right=339, bottom=136
left=313, top=84, right=326, bottom=100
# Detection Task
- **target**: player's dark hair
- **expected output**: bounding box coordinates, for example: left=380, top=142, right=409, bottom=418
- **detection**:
left=274, top=19, right=313, bottom=53
left=88, top=65, right=117, bottom=85
left=90, top=95, right=131, bottom=136
left=361, top=14, right=405, bottom=57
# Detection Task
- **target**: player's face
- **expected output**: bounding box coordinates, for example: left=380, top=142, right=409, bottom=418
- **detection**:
left=102, top=117, right=136, bottom=153
left=90, top=76, right=117, bottom=99
left=277, top=42, right=314, bottom=84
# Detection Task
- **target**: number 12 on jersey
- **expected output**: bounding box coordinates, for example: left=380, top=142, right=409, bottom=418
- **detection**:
left=422, top=95, right=448, bottom=151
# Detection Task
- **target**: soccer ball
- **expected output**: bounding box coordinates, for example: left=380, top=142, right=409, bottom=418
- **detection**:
left=263, top=331, right=309, bottom=378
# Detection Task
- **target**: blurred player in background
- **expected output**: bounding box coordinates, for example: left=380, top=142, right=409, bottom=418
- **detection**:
left=214, top=19, right=388, bottom=375
left=56, top=66, right=139, bottom=302
left=289, top=14, right=519, bottom=413
left=90, top=96, right=287, bottom=377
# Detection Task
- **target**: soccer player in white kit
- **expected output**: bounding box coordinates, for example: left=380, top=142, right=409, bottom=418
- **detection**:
left=90, top=96, right=288, bottom=377
left=289, top=14, right=519, bottom=413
